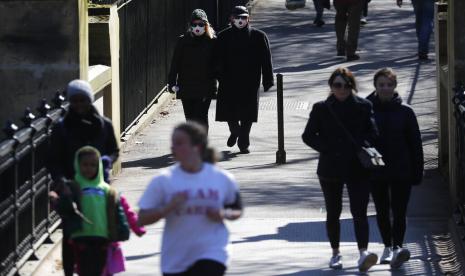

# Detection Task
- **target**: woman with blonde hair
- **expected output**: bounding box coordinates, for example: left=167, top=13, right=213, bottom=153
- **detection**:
left=168, top=9, right=217, bottom=132
left=302, top=67, right=379, bottom=273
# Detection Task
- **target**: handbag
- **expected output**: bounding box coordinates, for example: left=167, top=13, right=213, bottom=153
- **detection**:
left=325, top=102, right=385, bottom=169
left=285, top=0, right=306, bottom=10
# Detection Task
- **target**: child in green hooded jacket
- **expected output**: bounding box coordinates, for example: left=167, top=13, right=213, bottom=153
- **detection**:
left=71, top=146, right=112, bottom=276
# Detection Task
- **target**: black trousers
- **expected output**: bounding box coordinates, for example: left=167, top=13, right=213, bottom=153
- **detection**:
left=62, top=231, right=74, bottom=276
left=181, top=98, right=212, bottom=131
left=334, top=0, right=363, bottom=56
left=227, top=120, right=253, bottom=150
left=73, top=237, right=109, bottom=276
left=163, top=259, right=226, bottom=276
left=371, top=180, right=412, bottom=248
left=320, top=178, right=370, bottom=250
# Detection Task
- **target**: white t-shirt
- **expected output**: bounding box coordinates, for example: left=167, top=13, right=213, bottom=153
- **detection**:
left=138, top=163, right=239, bottom=274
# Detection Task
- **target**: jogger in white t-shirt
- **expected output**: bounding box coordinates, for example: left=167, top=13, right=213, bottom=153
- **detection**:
left=137, top=122, right=243, bottom=276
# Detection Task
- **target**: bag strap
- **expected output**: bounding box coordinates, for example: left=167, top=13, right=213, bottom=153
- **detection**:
left=325, top=101, right=362, bottom=151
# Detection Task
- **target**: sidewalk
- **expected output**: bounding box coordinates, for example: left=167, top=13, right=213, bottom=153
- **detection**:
left=37, top=0, right=463, bottom=275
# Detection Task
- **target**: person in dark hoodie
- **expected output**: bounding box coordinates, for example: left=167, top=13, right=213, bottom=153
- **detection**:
left=48, top=79, right=119, bottom=276
left=215, top=6, right=274, bottom=154
left=302, top=67, right=379, bottom=273
left=168, top=9, right=217, bottom=131
left=366, top=68, right=424, bottom=269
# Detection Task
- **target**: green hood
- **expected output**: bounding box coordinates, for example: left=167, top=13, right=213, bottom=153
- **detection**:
left=73, top=146, right=104, bottom=188
left=71, top=146, right=110, bottom=239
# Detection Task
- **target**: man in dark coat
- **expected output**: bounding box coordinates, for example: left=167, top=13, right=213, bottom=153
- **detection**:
left=47, top=79, right=119, bottom=276
left=215, top=6, right=274, bottom=154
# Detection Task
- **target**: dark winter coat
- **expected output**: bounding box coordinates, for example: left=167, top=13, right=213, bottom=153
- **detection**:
left=366, top=92, right=424, bottom=184
left=168, top=32, right=217, bottom=99
left=302, top=94, right=378, bottom=180
left=48, top=106, right=119, bottom=182
left=215, top=25, right=274, bottom=122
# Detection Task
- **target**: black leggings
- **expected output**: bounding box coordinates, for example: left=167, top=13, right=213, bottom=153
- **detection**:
left=371, top=181, right=412, bottom=248
left=320, top=178, right=370, bottom=250
left=163, top=259, right=226, bottom=276
left=181, top=98, right=212, bottom=131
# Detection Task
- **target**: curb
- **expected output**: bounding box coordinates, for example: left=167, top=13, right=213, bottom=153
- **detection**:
left=120, top=91, right=175, bottom=152
left=19, top=230, right=63, bottom=276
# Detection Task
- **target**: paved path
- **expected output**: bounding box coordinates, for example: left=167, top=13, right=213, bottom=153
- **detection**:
left=81, top=0, right=461, bottom=275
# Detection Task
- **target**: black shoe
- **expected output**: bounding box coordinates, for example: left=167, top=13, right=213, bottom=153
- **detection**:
left=337, top=50, right=345, bottom=57
left=346, top=54, right=360, bottom=61
left=313, top=19, right=325, bottom=27
left=418, top=52, right=428, bottom=60
left=227, top=134, right=238, bottom=147
left=239, top=148, right=250, bottom=154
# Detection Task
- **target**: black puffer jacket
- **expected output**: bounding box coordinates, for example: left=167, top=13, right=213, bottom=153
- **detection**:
left=366, top=92, right=424, bottom=184
left=48, top=106, right=119, bottom=181
left=168, top=32, right=217, bottom=99
left=302, top=94, right=378, bottom=180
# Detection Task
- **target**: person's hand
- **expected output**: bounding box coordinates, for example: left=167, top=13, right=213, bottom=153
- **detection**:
left=169, top=85, right=179, bottom=94
left=49, top=191, right=60, bottom=204
left=166, top=193, right=187, bottom=210
left=206, top=208, right=224, bottom=222
left=396, top=0, right=402, bottom=7
left=263, top=83, right=274, bottom=92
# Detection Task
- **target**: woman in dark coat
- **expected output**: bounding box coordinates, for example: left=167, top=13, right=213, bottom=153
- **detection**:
left=168, top=9, right=217, bottom=131
left=215, top=6, right=274, bottom=154
left=366, top=68, right=424, bottom=269
left=302, top=67, right=378, bottom=273
left=47, top=79, right=119, bottom=276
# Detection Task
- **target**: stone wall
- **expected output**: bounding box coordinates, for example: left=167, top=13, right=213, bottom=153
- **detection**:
left=0, top=0, right=86, bottom=129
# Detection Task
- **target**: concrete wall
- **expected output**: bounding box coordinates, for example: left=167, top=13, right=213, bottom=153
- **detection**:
left=0, top=0, right=87, bottom=129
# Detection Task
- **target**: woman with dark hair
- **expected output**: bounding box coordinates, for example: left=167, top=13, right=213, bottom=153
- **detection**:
left=137, top=121, right=243, bottom=276
left=302, top=67, right=379, bottom=272
left=168, top=9, right=217, bottom=131
left=367, top=68, right=424, bottom=268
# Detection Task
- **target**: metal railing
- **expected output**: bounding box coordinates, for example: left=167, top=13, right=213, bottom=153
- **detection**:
left=0, top=92, right=68, bottom=276
left=452, top=83, right=465, bottom=225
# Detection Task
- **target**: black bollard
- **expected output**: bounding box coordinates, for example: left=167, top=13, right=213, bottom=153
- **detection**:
left=276, top=73, right=286, bottom=164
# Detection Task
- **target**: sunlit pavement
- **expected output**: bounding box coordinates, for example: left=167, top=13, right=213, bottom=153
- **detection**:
left=92, top=0, right=460, bottom=275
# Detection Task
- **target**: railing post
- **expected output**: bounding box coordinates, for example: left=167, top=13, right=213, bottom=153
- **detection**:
left=276, top=73, right=286, bottom=164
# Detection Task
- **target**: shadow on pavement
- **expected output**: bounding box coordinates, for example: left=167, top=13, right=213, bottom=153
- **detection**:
left=122, top=154, right=175, bottom=169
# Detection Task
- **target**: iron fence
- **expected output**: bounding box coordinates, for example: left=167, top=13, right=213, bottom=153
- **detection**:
left=0, top=93, right=67, bottom=276
left=453, top=83, right=465, bottom=223
left=116, top=0, right=249, bottom=132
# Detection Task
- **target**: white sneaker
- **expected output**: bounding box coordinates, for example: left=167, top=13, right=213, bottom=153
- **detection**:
left=329, top=255, right=343, bottom=269
left=380, top=247, right=393, bottom=264
left=360, top=16, right=368, bottom=25
left=390, top=248, right=410, bottom=269
left=358, top=251, right=378, bottom=273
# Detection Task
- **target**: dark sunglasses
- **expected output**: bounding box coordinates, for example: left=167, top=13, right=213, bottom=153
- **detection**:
left=234, top=16, right=248, bottom=20
left=191, top=22, right=205, bottom=27
left=332, top=82, right=352, bottom=89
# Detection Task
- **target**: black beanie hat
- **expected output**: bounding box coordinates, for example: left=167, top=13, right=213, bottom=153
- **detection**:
left=191, top=9, right=208, bottom=22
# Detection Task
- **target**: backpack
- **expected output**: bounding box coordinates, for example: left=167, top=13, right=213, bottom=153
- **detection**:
left=107, top=187, right=130, bottom=242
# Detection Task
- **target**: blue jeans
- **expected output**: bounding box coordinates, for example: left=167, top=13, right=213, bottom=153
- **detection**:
left=411, top=0, right=434, bottom=54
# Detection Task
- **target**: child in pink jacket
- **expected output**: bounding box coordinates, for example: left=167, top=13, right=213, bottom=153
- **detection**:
left=102, top=157, right=146, bottom=275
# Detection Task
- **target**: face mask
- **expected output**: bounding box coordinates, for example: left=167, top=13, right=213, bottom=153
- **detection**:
left=233, top=18, right=248, bottom=29
left=191, top=25, right=205, bottom=36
